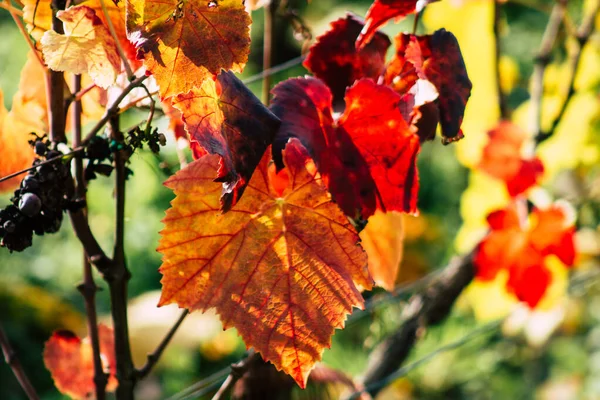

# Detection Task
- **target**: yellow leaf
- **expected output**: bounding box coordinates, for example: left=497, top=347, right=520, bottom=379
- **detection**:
left=41, top=5, right=121, bottom=89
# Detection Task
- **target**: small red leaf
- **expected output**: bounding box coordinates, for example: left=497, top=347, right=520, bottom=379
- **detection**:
left=271, top=77, right=420, bottom=218
left=479, top=122, right=544, bottom=197
left=43, top=324, right=117, bottom=399
left=474, top=203, right=576, bottom=308
left=356, top=0, right=418, bottom=49
left=173, top=71, right=280, bottom=211
left=402, top=29, right=472, bottom=143
left=304, top=13, right=391, bottom=107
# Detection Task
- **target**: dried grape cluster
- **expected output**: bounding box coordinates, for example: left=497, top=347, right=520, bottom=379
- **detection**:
left=0, top=138, right=71, bottom=252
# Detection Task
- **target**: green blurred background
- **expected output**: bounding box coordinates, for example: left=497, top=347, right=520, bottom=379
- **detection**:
left=1, top=0, right=600, bottom=399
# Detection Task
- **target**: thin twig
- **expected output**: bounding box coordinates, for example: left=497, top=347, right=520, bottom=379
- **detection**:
left=166, top=367, right=231, bottom=400
left=494, top=0, right=509, bottom=119
left=211, top=351, right=261, bottom=400
left=243, top=55, right=305, bottom=86
left=0, top=324, right=40, bottom=400
left=71, top=83, right=98, bottom=103
left=262, top=0, right=277, bottom=104
left=72, top=74, right=108, bottom=400
left=529, top=0, right=567, bottom=139
left=346, top=320, right=501, bottom=400
left=81, top=75, right=148, bottom=146
left=136, top=310, right=190, bottom=379
left=99, top=0, right=134, bottom=78
left=2, top=0, right=45, bottom=69
left=535, top=0, right=599, bottom=144
left=0, top=148, right=83, bottom=184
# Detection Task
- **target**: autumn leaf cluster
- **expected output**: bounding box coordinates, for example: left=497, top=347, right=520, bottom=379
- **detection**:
left=1, top=0, right=478, bottom=393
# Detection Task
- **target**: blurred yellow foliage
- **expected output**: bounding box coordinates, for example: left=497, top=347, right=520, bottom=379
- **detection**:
left=423, top=0, right=500, bottom=168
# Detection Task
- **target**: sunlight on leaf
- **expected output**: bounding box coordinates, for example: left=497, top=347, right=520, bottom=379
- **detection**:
left=41, top=5, right=121, bottom=88
left=158, top=140, right=371, bottom=387
left=126, top=0, right=251, bottom=99
left=43, top=324, right=117, bottom=399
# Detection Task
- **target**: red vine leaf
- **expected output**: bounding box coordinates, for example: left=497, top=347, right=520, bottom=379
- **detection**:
left=303, top=13, right=391, bottom=107
left=172, top=71, right=280, bottom=211
left=479, top=122, right=544, bottom=197
left=474, top=202, right=576, bottom=307
left=270, top=77, right=420, bottom=218
left=384, top=33, right=419, bottom=95
left=356, top=0, right=439, bottom=49
left=356, top=0, right=418, bottom=49
left=43, top=324, right=117, bottom=399
left=126, top=0, right=251, bottom=99
left=403, top=29, right=472, bottom=143
left=158, top=140, right=371, bottom=387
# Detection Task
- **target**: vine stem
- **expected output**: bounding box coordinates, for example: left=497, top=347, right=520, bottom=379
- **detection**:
left=529, top=0, right=567, bottom=139
left=262, top=0, right=277, bottom=104
left=136, top=310, right=189, bottom=379
left=493, top=0, right=509, bottom=119
left=82, top=75, right=148, bottom=146
left=211, top=351, right=261, bottom=400
left=347, top=320, right=501, bottom=400
left=0, top=324, right=40, bottom=400
left=535, top=0, right=599, bottom=144
left=107, top=115, right=136, bottom=400
left=72, top=74, right=108, bottom=400
left=47, top=0, right=67, bottom=143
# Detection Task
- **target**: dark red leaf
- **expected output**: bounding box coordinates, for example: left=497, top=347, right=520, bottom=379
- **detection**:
left=384, top=33, right=418, bottom=95
left=403, top=29, right=472, bottom=143
left=173, top=71, right=280, bottom=211
left=271, top=77, right=420, bottom=218
left=304, top=13, right=391, bottom=108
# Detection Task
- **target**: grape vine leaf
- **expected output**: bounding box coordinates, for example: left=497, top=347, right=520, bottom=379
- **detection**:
left=162, top=98, right=187, bottom=141
left=43, top=324, right=117, bottom=399
left=479, top=121, right=544, bottom=197
left=403, top=29, right=472, bottom=143
left=126, top=0, right=251, bottom=99
left=474, top=202, right=576, bottom=307
left=359, top=210, right=404, bottom=291
left=356, top=0, right=439, bottom=49
left=384, top=33, right=418, bottom=95
left=158, top=139, right=372, bottom=387
left=82, top=0, right=141, bottom=67
left=172, top=71, right=281, bottom=211
left=270, top=77, right=420, bottom=218
left=23, top=0, right=52, bottom=44
left=303, top=13, right=391, bottom=107
left=41, top=5, right=121, bottom=89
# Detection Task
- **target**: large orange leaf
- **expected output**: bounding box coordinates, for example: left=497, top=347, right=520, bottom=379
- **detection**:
left=172, top=71, right=280, bottom=211
left=479, top=121, right=544, bottom=197
left=43, top=324, right=117, bottom=399
left=474, top=202, right=576, bottom=308
left=303, top=13, right=391, bottom=107
left=359, top=210, right=404, bottom=291
left=41, top=5, right=121, bottom=89
left=158, top=140, right=371, bottom=387
left=271, top=77, right=420, bottom=218
left=126, top=0, right=251, bottom=99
